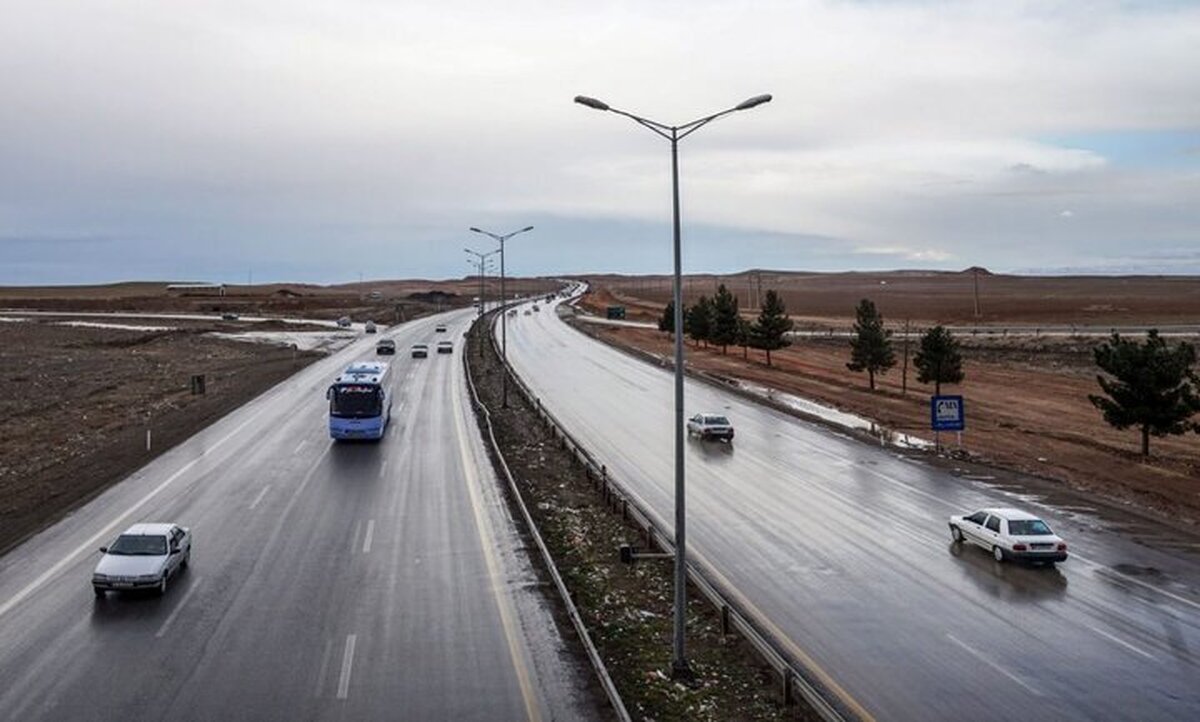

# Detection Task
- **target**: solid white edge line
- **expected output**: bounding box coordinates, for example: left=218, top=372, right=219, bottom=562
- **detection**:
left=946, top=633, right=1042, bottom=697
left=155, top=577, right=204, bottom=639
left=0, top=405, right=269, bottom=620
left=336, top=633, right=357, bottom=700
left=362, top=520, right=375, bottom=554
left=1086, top=624, right=1156, bottom=660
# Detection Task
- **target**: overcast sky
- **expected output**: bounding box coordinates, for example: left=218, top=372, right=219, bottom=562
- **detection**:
left=2, top=1, right=1198, bottom=285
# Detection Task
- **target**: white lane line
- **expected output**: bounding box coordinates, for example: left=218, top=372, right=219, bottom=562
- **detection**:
left=336, top=633, right=357, bottom=700
left=155, top=577, right=204, bottom=639
left=1072, top=553, right=1200, bottom=612
left=248, top=485, right=271, bottom=510
left=362, top=520, right=375, bottom=554
left=1086, top=624, right=1156, bottom=660
left=293, top=439, right=308, bottom=454
left=0, top=404, right=270, bottom=621
left=946, top=633, right=1042, bottom=697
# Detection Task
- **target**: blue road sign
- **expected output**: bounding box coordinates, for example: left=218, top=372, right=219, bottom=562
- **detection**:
left=931, top=395, right=965, bottom=431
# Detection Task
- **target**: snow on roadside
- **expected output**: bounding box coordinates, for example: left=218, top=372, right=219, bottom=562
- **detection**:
left=55, top=320, right=178, bottom=332
left=0, top=316, right=28, bottom=322
left=736, top=380, right=934, bottom=450
left=210, top=330, right=359, bottom=354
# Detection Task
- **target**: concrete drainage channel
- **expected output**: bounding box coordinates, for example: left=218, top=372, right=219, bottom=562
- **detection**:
left=472, top=309, right=851, bottom=722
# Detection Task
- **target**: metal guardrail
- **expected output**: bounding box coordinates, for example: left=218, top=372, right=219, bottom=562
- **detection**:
left=486, top=306, right=851, bottom=722
left=462, top=319, right=632, bottom=722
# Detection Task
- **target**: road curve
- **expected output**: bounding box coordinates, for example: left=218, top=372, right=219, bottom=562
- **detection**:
left=502, top=298, right=1200, bottom=722
left=0, top=309, right=599, bottom=721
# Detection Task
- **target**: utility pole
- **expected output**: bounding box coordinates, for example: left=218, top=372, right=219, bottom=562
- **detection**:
left=973, top=268, right=981, bottom=319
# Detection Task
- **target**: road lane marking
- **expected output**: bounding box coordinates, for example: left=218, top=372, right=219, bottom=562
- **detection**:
left=1086, top=624, right=1156, bottom=660
left=450, top=369, right=542, bottom=722
left=294, top=439, right=308, bottom=454
left=946, top=633, right=1042, bottom=696
left=336, top=634, right=357, bottom=700
left=248, top=485, right=271, bottom=510
left=0, top=404, right=271, bottom=621
left=362, top=520, right=375, bottom=554
left=1072, top=553, right=1200, bottom=612
left=155, top=577, right=203, bottom=638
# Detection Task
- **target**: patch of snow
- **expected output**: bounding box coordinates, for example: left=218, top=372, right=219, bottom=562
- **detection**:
left=211, top=330, right=358, bottom=353
left=56, top=320, right=177, bottom=331
left=736, top=380, right=934, bottom=450
left=0, top=316, right=28, bottom=322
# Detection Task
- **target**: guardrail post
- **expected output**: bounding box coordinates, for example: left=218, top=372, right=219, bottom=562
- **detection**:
left=720, top=605, right=730, bottom=636
left=781, top=672, right=794, bottom=706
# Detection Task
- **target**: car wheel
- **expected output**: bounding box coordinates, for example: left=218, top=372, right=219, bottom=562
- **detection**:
left=93, top=587, right=105, bottom=598
left=950, top=526, right=964, bottom=543
left=992, top=546, right=1006, bottom=563
left=157, top=574, right=168, bottom=596
left=181, top=550, right=190, bottom=570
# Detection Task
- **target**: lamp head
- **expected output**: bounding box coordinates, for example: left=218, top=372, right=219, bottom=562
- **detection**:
left=735, top=94, right=772, bottom=111
left=574, top=95, right=610, bottom=111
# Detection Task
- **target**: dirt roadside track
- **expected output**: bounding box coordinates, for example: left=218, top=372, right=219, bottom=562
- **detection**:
left=0, top=322, right=323, bottom=555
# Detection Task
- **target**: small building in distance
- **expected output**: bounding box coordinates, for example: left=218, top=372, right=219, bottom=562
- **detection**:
left=167, top=283, right=226, bottom=297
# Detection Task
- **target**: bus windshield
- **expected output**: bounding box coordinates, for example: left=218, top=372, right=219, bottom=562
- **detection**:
left=330, top=385, right=383, bottom=418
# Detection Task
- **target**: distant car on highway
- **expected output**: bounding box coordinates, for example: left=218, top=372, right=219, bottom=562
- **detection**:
left=531, top=304, right=540, bottom=312
left=364, top=320, right=377, bottom=334
left=411, top=343, right=429, bottom=358
left=686, top=413, right=735, bottom=442
left=435, top=324, right=447, bottom=333
left=93, top=523, right=191, bottom=597
left=436, top=340, right=453, bottom=354
left=220, top=312, right=239, bottom=321
left=949, top=508, right=1068, bottom=564
left=375, top=339, right=395, bottom=355
left=336, top=316, right=352, bottom=328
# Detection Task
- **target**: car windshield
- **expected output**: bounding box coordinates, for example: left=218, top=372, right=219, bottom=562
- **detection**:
left=707, top=416, right=730, bottom=425
left=1008, top=519, right=1053, bottom=536
left=330, top=385, right=382, bottom=418
left=108, top=534, right=168, bottom=556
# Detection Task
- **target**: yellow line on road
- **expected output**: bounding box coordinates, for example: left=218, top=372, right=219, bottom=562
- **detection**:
left=450, top=369, right=542, bottom=722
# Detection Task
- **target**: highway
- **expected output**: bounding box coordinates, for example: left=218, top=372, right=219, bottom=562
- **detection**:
left=0, top=309, right=599, bottom=721
left=503, top=297, right=1200, bottom=721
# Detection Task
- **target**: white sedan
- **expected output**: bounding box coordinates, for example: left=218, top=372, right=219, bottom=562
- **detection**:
left=93, top=523, right=192, bottom=596
left=949, top=508, right=1067, bottom=564
left=686, top=413, right=735, bottom=442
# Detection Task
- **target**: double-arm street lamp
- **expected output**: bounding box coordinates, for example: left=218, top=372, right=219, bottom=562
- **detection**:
left=469, top=225, right=534, bottom=407
left=574, top=92, right=772, bottom=677
left=465, top=247, right=499, bottom=316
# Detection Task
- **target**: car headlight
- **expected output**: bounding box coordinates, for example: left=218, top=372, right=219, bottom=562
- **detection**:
left=137, top=574, right=160, bottom=582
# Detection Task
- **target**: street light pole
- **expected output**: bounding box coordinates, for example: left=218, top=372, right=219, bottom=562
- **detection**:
left=574, top=92, right=771, bottom=678
left=469, top=225, right=534, bottom=408
left=465, top=248, right=499, bottom=317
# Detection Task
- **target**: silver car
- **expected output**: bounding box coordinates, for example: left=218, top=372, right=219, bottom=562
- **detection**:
left=93, top=523, right=191, bottom=596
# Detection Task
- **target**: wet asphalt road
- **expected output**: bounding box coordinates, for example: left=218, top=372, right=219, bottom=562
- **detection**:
left=503, top=298, right=1200, bottom=722
left=0, top=309, right=599, bottom=721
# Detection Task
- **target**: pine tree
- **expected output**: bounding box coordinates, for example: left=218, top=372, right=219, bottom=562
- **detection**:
left=914, top=326, right=964, bottom=395
left=1088, top=330, right=1200, bottom=457
left=749, top=290, right=793, bottom=366
left=846, top=298, right=896, bottom=390
left=709, top=284, right=740, bottom=354
left=658, top=300, right=678, bottom=334
left=686, top=295, right=712, bottom=347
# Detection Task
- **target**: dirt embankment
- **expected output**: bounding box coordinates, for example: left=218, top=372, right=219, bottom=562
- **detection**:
left=466, top=317, right=812, bottom=721
left=576, top=320, right=1200, bottom=526
left=0, top=322, right=322, bottom=554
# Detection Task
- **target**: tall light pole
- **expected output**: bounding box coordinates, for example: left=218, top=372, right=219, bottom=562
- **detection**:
left=465, top=248, right=499, bottom=316
left=469, top=225, right=534, bottom=408
left=574, top=92, right=771, bottom=678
